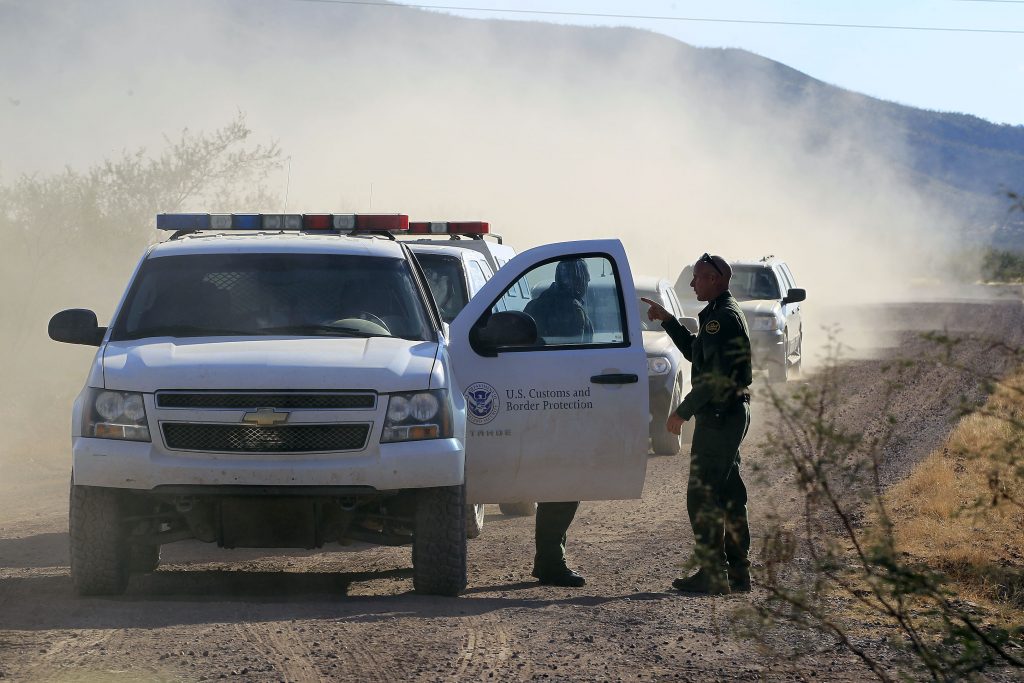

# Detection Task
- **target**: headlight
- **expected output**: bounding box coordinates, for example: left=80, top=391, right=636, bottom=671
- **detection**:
left=382, top=390, right=452, bottom=443
left=751, top=315, right=781, bottom=331
left=84, top=388, right=151, bottom=441
left=647, top=357, right=671, bottom=375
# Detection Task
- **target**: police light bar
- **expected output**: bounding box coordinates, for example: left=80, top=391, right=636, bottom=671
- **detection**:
left=408, top=221, right=490, bottom=236
left=156, top=213, right=410, bottom=232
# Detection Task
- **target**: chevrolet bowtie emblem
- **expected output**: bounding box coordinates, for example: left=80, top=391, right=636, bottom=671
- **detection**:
left=242, top=408, right=289, bottom=427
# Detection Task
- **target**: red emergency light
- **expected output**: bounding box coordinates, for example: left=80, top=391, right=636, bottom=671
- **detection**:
left=408, top=221, right=490, bottom=236
left=448, top=221, right=489, bottom=236
left=408, top=222, right=449, bottom=235
left=354, top=214, right=409, bottom=232
left=302, top=214, right=333, bottom=230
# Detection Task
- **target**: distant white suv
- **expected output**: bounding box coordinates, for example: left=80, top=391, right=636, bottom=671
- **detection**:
left=674, top=256, right=806, bottom=382
left=50, top=213, right=649, bottom=596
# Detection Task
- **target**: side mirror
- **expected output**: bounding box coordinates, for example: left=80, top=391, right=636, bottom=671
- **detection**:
left=470, top=311, right=538, bottom=356
left=782, top=288, right=806, bottom=305
left=48, top=309, right=106, bottom=346
left=681, top=317, right=699, bottom=335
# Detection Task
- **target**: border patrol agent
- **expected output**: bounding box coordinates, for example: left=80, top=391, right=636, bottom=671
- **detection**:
left=643, top=253, right=753, bottom=594
left=523, top=258, right=593, bottom=587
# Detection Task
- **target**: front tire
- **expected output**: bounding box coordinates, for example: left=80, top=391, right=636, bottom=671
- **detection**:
left=70, top=484, right=130, bottom=595
left=768, top=332, right=790, bottom=384
left=652, top=375, right=684, bottom=456
left=791, top=329, right=803, bottom=378
left=413, top=486, right=468, bottom=596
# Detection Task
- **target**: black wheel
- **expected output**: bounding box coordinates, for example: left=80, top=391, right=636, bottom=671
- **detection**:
left=652, top=375, right=684, bottom=456
left=498, top=501, right=537, bottom=517
left=791, top=329, right=803, bottom=378
left=465, top=503, right=485, bottom=539
left=768, top=332, right=790, bottom=384
left=69, top=484, right=130, bottom=595
left=413, top=486, right=467, bottom=596
left=129, top=544, right=161, bottom=573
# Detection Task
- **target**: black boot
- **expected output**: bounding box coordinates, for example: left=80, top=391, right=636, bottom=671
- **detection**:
left=532, top=563, right=586, bottom=587
left=728, top=566, right=751, bottom=593
left=671, top=568, right=730, bottom=595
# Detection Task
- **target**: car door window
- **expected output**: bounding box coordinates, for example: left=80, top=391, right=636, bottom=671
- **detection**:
left=467, top=260, right=489, bottom=295
left=485, top=255, right=627, bottom=348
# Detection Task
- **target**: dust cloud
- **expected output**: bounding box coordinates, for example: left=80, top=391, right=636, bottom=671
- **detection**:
left=0, top=0, right=972, bottom=506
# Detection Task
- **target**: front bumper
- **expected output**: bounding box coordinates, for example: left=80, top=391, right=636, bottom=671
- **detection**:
left=750, top=329, right=785, bottom=368
left=71, top=436, right=466, bottom=491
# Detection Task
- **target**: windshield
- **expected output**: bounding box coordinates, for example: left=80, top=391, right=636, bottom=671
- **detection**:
left=412, top=252, right=470, bottom=323
left=111, top=253, right=435, bottom=341
left=730, top=266, right=781, bottom=302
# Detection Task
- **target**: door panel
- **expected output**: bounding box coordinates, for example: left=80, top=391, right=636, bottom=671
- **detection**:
left=450, top=240, right=649, bottom=504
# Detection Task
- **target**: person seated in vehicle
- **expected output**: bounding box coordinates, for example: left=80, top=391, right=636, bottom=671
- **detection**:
left=524, top=258, right=594, bottom=345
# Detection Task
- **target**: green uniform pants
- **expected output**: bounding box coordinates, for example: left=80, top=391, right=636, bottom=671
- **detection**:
left=687, top=404, right=751, bottom=572
left=534, top=501, right=579, bottom=572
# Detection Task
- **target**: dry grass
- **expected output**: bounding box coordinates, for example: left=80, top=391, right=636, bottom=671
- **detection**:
left=884, top=368, right=1024, bottom=613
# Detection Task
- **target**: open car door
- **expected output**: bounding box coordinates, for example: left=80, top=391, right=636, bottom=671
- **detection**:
left=449, top=240, right=649, bottom=504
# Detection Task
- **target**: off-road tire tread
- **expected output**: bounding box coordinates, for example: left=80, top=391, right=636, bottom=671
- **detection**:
left=413, top=486, right=467, bottom=596
left=70, top=484, right=130, bottom=595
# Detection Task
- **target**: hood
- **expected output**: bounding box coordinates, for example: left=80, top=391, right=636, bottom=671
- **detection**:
left=737, top=299, right=781, bottom=317
left=641, top=330, right=679, bottom=356
left=101, top=337, right=440, bottom=393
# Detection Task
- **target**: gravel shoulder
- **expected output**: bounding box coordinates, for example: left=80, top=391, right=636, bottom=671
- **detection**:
left=1, top=300, right=1020, bottom=682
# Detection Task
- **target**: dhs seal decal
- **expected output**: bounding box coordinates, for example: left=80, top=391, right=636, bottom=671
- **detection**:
left=465, top=382, right=500, bottom=425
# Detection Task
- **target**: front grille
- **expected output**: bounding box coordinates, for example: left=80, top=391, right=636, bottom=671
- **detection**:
left=162, top=423, right=371, bottom=453
left=156, top=392, right=376, bottom=410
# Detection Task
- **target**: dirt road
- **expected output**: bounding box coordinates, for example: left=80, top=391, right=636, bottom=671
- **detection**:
left=1, top=301, right=1021, bottom=682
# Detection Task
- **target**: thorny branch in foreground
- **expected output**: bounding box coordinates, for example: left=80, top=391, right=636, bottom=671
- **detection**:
left=737, top=332, right=1023, bottom=682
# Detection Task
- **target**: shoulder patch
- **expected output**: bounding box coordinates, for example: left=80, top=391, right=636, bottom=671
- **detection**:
left=705, top=320, right=721, bottom=335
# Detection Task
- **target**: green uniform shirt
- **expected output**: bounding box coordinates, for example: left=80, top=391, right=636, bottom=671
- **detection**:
left=662, top=290, right=752, bottom=421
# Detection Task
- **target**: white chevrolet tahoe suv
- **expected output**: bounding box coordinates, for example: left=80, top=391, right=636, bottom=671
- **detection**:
left=49, top=213, right=649, bottom=597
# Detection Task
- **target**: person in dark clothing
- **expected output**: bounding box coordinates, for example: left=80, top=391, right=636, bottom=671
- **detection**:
left=643, top=253, right=753, bottom=595
left=522, top=258, right=593, bottom=587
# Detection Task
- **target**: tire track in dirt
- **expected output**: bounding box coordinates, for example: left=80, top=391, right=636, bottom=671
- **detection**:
left=452, top=615, right=519, bottom=680
left=26, top=628, right=121, bottom=680
left=323, top=621, right=405, bottom=681
left=238, top=621, right=323, bottom=682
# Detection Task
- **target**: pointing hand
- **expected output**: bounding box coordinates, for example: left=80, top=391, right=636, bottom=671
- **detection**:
left=640, top=297, right=672, bottom=322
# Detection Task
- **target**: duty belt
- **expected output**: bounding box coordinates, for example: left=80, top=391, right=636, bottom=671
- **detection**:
left=710, top=392, right=750, bottom=418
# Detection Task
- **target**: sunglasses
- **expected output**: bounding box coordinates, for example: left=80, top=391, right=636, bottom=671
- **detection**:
left=699, top=252, right=724, bottom=276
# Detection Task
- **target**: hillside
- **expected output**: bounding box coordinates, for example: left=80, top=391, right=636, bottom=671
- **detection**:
left=0, top=0, right=1022, bottom=255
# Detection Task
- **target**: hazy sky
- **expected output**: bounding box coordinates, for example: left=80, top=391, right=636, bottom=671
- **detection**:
left=390, top=0, right=1024, bottom=125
